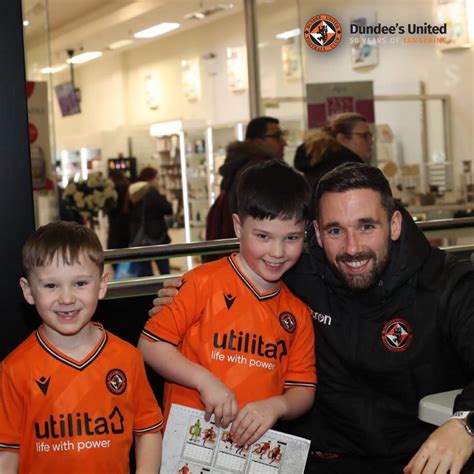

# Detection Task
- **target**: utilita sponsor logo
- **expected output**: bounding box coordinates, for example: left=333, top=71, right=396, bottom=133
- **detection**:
left=213, top=329, right=287, bottom=360
left=34, top=406, right=124, bottom=439
left=310, top=308, right=332, bottom=326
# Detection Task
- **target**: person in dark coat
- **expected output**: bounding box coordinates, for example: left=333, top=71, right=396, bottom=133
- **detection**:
left=107, top=170, right=130, bottom=250
left=203, top=117, right=285, bottom=264
left=129, top=167, right=172, bottom=275
left=294, top=112, right=372, bottom=220
left=206, top=140, right=274, bottom=241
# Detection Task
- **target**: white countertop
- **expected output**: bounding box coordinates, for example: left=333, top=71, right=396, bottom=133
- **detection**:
left=418, top=389, right=462, bottom=426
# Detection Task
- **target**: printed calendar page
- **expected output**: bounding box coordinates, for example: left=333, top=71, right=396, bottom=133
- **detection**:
left=162, top=404, right=310, bottom=474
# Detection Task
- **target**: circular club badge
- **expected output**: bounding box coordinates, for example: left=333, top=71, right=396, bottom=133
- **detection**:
left=279, top=312, right=297, bottom=333
left=381, top=319, right=413, bottom=352
left=106, top=369, right=127, bottom=395
left=304, top=14, right=342, bottom=52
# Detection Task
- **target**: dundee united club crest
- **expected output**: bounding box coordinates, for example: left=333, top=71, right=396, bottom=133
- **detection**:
left=381, top=319, right=413, bottom=352
left=304, top=14, right=342, bottom=52
left=279, top=312, right=297, bottom=333
left=106, top=369, right=127, bottom=395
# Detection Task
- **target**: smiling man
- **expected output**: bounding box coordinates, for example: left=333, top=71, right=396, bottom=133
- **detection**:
left=315, top=187, right=401, bottom=291
left=284, top=163, right=474, bottom=474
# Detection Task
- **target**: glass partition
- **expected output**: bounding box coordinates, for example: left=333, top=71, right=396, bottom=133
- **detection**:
left=259, top=0, right=474, bottom=227
left=22, top=0, right=249, bottom=279
left=21, top=0, right=474, bottom=262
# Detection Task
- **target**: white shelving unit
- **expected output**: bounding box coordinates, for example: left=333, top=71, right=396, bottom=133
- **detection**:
left=150, top=120, right=208, bottom=269
left=206, top=123, right=243, bottom=205
left=150, top=120, right=244, bottom=268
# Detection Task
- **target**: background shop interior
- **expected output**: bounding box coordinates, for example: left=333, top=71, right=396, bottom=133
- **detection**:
left=22, top=0, right=474, bottom=274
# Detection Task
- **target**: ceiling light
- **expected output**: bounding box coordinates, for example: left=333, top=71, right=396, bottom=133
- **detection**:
left=184, top=11, right=206, bottom=20
left=67, top=51, right=103, bottom=64
left=108, top=39, right=134, bottom=50
left=134, top=22, right=180, bottom=39
left=23, top=20, right=29, bottom=27
left=275, top=28, right=301, bottom=40
left=184, top=3, right=234, bottom=20
left=40, top=64, right=67, bottom=74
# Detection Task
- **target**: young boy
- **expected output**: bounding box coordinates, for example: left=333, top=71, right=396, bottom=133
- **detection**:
left=0, top=221, right=163, bottom=474
left=139, top=160, right=316, bottom=447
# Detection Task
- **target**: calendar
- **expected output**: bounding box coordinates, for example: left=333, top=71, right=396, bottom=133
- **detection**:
left=162, top=404, right=310, bottom=474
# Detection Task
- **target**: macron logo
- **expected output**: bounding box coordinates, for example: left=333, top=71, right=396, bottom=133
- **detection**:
left=224, top=293, right=236, bottom=310
left=310, top=308, right=332, bottom=326
left=35, top=376, right=51, bottom=396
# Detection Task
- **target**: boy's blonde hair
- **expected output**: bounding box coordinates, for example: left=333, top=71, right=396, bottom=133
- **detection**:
left=22, top=221, right=104, bottom=276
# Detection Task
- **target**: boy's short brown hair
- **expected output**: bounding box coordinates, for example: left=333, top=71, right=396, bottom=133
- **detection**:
left=22, top=221, right=104, bottom=277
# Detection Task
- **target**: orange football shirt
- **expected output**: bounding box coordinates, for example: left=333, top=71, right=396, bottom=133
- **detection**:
left=142, top=254, right=316, bottom=418
left=0, top=323, right=163, bottom=474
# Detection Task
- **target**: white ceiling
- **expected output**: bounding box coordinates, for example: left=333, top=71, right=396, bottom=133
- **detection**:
left=23, top=0, right=244, bottom=65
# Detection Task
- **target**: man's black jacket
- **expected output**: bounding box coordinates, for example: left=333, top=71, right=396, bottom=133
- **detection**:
left=283, top=207, right=474, bottom=458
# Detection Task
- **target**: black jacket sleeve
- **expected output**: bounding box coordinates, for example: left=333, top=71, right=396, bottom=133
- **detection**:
left=146, top=189, right=172, bottom=216
left=442, top=271, right=474, bottom=411
left=293, top=143, right=311, bottom=172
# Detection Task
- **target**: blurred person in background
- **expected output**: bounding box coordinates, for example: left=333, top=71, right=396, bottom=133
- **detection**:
left=244, top=116, right=287, bottom=161
left=294, top=112, right=373, bottom=219
left=206, top=116, right=286, bottom=242
left=107, top=169, right=130, bottom=250
left=129, top=167, right=172, bottom=275
left=294, top=112, right=373, bottom=179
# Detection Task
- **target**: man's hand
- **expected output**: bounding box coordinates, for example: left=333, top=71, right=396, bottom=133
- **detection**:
left=404, top=418, right=474, bottom=474
left=148, top=277, right=182, bottom=317
left=196, top=373, right=238, bottom=429
left=230, top=398, right=284, bottom=447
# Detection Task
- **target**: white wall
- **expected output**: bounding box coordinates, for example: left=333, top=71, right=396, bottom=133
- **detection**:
left=51, top=12, right=250, bottom=166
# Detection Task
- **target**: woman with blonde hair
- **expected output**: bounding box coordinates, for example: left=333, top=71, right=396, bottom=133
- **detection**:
left=294, top=112, right=373, bottom=189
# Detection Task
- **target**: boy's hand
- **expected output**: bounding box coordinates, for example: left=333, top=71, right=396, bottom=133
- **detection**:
left=197, top=374, right=238, bottom=428
left=148, top=278, right=182, bottom=317
left=230, top=398, right=284, bottom=447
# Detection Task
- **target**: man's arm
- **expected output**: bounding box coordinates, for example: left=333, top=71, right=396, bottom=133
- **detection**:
left=0, top=451, right=19, bottom=473
left=135, top=432, right=162, bottom=474
left=405, top=271, right=474, bottom=474
left=403, top=419, right=474, bottom=474
left=230, top=387, right=314, bottom=447
left=138, top=339, right=238, bottom=427
left=148, top=278, right=182, bottom=317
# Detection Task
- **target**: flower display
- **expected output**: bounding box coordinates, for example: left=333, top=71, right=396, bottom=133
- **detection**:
left=62, top=174, right=118, bottom=219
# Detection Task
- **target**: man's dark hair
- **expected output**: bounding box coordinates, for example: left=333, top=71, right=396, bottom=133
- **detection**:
left=236, top=159, right=309, bottom=222
left=245, top=116, right=280, bottom=140
left=314, top=162, right=395, bottom=220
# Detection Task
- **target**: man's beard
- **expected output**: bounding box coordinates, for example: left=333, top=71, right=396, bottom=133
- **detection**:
left=330, top=240, right=392, bottom=292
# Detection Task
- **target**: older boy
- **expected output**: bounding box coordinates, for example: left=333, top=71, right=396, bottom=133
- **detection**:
left=139, top=160, right=316, bottom=447
left=0, top=221, right=163, bottom=474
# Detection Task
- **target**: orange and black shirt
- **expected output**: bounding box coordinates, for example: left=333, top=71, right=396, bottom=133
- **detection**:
left=0, top=323, right=163, bottom=474
left=142, top=254, right=316, bottom=418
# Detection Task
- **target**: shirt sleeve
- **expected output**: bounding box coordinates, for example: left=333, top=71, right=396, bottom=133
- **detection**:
left=141, top=269, right=204, bottom=346
left=0, top=363, right=24, bottom=451
left=284, top=304, right=317, bottom=391
left=132, top=350, right=164, bottom=435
